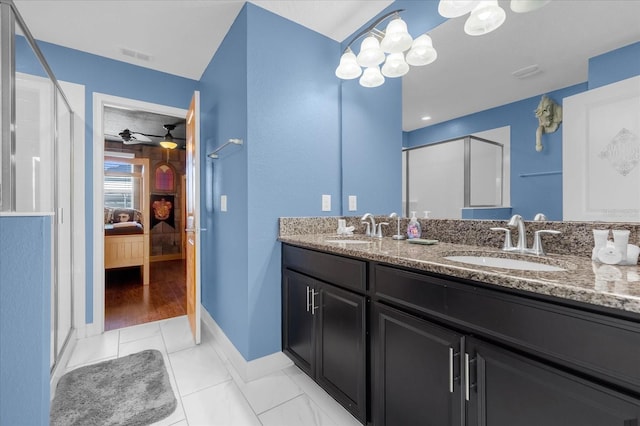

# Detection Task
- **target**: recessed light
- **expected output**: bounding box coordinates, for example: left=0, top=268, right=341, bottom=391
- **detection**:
left=421, top=116, right=432, bottom=121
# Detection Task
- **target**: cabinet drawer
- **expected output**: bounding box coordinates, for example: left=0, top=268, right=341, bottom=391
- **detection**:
left=373, top=263, right=640, bottom=394
left=283, top=244, right=366, bottom=292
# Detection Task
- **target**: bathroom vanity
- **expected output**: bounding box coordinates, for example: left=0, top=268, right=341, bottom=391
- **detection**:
left=280, top=230, right=640, bottom=426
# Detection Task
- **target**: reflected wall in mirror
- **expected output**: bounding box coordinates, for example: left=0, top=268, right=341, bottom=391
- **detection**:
left=400, top=0, right=640, bottom=221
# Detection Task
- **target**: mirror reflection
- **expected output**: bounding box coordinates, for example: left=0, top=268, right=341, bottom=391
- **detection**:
left=401, top=0, right=640, bottom=221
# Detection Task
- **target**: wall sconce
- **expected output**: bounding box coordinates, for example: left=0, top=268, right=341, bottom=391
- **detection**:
left=438, top=0, right=550, bottom=36
left=335, top=9, right=437, bottom=88
left=208, top=138, right=243, bottom=159
left=534, top=95, right=562, bottom=152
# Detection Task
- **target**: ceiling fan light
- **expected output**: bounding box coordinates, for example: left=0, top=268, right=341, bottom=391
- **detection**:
left=335, top=49, right=362, bottom=80
left=438, top=0, right=481, bottom=18
left=464, top=0, right=506, bottom=36
left=159, top=140, right=178, bottom=149
left=380, top=17, right=413, bottom=53
left=510, top=0, right=551, bottom=13
left=359, top=66, right=385, bottom=88
left=356, top=36, right=385, bottom=68
left=381, top=53, right=409, bottom=78
left=406, top=34, right=438, bottom=66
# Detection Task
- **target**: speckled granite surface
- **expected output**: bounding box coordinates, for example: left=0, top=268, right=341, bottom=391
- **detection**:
left=278, top=217, right=640, bottom=316
left=279, top=217, right=640, bottom=258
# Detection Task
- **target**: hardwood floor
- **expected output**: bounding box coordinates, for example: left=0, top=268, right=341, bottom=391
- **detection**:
left=105, top=259, right=187, bottom=331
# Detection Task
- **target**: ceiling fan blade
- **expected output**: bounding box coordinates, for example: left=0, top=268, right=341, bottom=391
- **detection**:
left=130, top=132, right=152, bottom=142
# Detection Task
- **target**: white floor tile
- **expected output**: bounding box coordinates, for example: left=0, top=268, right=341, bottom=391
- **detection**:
left=169, top=343, right=231, bottom=396
left=259, top=394, right=337, bottom=426
left=66, top=319, right=366, bottom=426
left=66, top=330, right=119, bottom=368
left=119, top=321, right=162, bottom=344
left=119, top=334, right=167, bottom=357
left=233, top=369, right=303, bottom=415
left=182, top=380, right=262, bottom=426
left=284, top=365, right=362, bottom=426
left=161, top=316, right=196, bottom=353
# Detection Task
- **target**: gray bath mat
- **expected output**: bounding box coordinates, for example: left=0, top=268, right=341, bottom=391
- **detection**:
left=50, top=349, right=177, bottom=426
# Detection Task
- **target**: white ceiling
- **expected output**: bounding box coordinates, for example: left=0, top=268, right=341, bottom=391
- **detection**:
left=12, top=0, right=640, bottom=133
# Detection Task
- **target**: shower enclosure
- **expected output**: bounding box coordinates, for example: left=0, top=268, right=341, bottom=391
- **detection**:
left=0, top=0, right=77, bottom=378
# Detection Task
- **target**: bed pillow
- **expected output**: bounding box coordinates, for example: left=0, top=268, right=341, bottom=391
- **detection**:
left=105, top=207, right=143, bottom=226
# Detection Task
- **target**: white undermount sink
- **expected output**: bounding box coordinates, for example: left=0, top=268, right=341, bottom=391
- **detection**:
left=444, top=255, right=566, bottom=272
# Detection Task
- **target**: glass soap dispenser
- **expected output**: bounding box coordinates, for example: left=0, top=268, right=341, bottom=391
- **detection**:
left=406, top=211, right=422, bottom=239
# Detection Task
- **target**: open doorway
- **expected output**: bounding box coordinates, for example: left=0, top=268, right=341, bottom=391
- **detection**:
left=93, top=94, right=189, bottom=333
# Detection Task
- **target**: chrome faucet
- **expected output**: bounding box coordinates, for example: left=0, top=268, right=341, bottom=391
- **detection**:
left=507, top=214, right=528, bottom=252
left=361, top=213, right=376, bottom=237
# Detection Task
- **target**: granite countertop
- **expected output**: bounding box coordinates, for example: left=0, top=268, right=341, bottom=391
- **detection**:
left=279, top=234, right=640, bottom=317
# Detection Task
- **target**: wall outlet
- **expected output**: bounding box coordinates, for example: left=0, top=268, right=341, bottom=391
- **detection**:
left=322, top=194, right=331, bottom=212
left=348, top=195, right=357, bottom=211
left=221, top=195, right=227, bottom=212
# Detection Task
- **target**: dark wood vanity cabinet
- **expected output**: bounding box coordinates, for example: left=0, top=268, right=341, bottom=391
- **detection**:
left=372, top=302, right=463, bottom=426
left=282, top=243, right=640, bottom=426
left=372, top=263, right=640, bottom=426
left=465, top=337, right=640, bottom=426
left=282, top=245, right=367, bottom=423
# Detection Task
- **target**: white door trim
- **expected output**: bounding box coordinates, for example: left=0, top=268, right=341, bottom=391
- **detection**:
left=91, top=93, right=187, bottom=335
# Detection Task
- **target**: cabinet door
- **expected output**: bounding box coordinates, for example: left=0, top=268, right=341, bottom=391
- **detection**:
left=372, top=302, right=463, bottom=426
left=282, top=269, right=315, bottom=375
left=316, top=284, right=367, bottom=423
left=466, top=337, right=640, bottom=426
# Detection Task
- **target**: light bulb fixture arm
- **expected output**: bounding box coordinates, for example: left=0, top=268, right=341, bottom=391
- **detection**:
left=208, top=138, right=243, bottom=159
left=341, top=9, right=405, bottom=53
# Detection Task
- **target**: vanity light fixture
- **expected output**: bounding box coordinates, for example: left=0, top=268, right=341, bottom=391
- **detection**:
left=439, top=0, right=550, bottom=36
left=335, top=9, right=437, bottom=88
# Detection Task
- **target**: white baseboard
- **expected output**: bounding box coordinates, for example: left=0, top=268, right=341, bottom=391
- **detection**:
left=201, top=308, right=292, bottom=383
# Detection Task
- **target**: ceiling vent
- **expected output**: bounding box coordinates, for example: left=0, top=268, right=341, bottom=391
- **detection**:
left=120, top=48, right=153, bottom=62
left=512, top=64, right=541, bottom=79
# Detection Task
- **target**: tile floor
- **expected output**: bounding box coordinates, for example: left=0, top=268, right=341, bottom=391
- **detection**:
left=61, top=315, right=363, bottom=426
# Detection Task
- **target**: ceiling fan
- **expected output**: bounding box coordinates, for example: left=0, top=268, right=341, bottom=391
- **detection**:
left=109, top=123, right=186, bottom=148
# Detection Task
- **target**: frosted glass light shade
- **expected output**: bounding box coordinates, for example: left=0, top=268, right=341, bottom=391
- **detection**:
left=406, top=34, right=438, bottom=66
left=381, top=53, right=409, bottom=78
left=335, top=49, right=362, bottom=80
left=464, top=0, right=506, bottom=36
left=160, top=140, right=178, bottom=149
left=356, top=36, right=385, bottom=67
left=438, top=0, right=480, bottom=18
left=359, top=66, right=385, bottom=88
left=510, top=0, right=551, bottom=13
left=380, top=17, right=413, bottom=53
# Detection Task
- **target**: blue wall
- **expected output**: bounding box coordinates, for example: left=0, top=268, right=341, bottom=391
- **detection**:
left=405, top=42, right=640, bottom=221
left=246, top=5, right=343, bottom=359
left=199, top=6, right=251, bottom=357
left=30, top=42, right=198, bottom=323
left=588, top=41, right=640, bottom=89
left=0, top=216, right=51, bottom=425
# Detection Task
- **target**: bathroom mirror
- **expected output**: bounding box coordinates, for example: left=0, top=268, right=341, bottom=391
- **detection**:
left=399, top=0, right=640, bottom=221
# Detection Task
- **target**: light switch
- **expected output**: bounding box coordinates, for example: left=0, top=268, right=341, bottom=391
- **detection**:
left=322, top=194, right=331, bottom=212
left=221, top=195, right=227, bottom=212
left=348, top=195, right=357, bottom=211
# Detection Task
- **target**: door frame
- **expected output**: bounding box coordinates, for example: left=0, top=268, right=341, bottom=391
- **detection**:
left=91, top=93, right=188, bottom=334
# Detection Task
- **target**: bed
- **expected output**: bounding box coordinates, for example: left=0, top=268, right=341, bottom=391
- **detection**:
left=104, top=208, right=149, bottom=285
left=103, top=157, right=150, bottom=285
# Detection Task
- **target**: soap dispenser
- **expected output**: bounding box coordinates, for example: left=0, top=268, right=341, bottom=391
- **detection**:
left=407, top=211, right=422, bottom=239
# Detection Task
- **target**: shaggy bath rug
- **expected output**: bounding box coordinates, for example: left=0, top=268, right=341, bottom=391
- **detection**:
left=50, top=349, right=177, bottom=426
